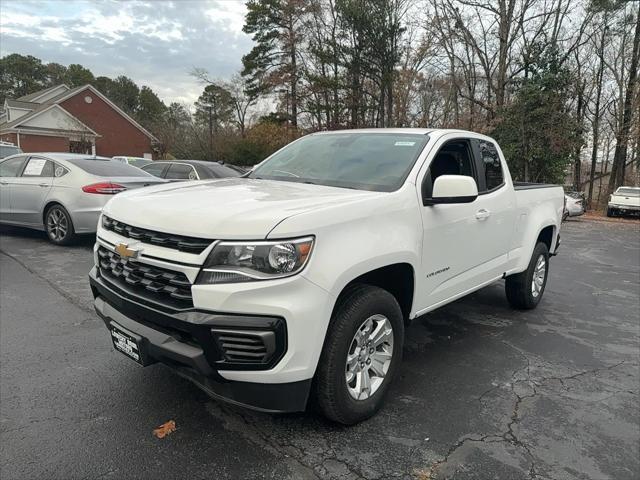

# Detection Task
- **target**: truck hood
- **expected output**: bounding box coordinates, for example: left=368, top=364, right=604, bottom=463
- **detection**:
left=103, top=177, right=380, bottom=239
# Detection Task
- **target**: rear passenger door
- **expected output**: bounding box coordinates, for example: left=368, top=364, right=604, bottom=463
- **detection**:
left=470, top=138, right=516, bottom=268
left=11, top=156, right=55, bottom=226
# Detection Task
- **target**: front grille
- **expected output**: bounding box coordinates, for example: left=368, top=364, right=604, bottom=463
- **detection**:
left=212, top=329, right=276, bottom=365
left=102, top=216, right=212, bottom=254
left=97, top=246, right=193, bottom=308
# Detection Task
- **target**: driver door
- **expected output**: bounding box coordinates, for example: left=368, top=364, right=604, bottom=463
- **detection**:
left=416, top=135, right=508, bottom=311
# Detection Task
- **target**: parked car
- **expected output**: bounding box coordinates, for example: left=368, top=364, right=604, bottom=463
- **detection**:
left=563, top=192, right=585, bottom=220
left=0, top=153, right=165, bottom=245
left=112, top=156, right=153, bottom=168
left=607, top=186, right=640, bottom=217
left=89, top=129, right=563, bottom=424
left=0, top=141, right=22, bottom=159
left=140, top=159, right=241, bottom=181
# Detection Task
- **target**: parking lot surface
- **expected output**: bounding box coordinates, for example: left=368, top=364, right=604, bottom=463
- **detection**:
left=1, top=219, right=638, bottom=480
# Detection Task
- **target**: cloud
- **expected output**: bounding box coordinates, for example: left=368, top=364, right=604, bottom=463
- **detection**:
left=0, top=0, right=253, bottom=105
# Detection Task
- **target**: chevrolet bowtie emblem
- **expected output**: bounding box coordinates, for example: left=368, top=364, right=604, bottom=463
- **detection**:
left=115, top=243, right=140, bottom=259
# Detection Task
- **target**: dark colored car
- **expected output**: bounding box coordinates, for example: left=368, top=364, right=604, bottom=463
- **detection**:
left=141, top=160, right=241, bottom=181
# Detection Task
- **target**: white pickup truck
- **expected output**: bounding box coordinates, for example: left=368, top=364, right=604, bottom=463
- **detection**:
left=89, top=129, right=563, bottom=424
left=607, top=186, right=640, bottom=217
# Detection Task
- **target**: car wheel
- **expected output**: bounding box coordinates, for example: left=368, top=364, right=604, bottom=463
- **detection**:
left=315, top=284, right=404, bottom=425
left=606, top=207, right=613, bottom=217
left=505, top=242, right=549, bottom=310
left=45, top=204, right=76, bottom=245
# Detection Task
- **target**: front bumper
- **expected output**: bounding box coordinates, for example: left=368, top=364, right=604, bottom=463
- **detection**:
left=90, top=268, right=312, bottom=412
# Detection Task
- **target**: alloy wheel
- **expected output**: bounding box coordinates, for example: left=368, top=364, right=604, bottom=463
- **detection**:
left=345, top=314, right=394, bottom=400
left=531, top=254, right=546, bottom=298
left=47, top=208, right=68, bottom=242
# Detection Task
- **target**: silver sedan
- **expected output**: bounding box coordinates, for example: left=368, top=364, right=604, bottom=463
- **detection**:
left=0, top=153, right=165, bottom=245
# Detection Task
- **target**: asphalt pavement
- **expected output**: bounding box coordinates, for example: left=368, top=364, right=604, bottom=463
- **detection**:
left=1, top=219, right=638, bottom=480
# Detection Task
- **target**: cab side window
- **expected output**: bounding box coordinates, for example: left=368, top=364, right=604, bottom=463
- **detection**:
left=476, top=140, right=504, bottom=192
left=422, top=139, right=478, bottom=201
left=0, top=156, right=27, bottom=177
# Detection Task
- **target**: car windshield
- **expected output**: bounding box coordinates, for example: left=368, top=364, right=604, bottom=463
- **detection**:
left=129, top=158, right=152, bottom=167
left=249, top=132, right=429, bottom=191
left=616, top=187, right=640, bottom=197
left=67, top=158, right=154, bottom=177
left=0, top=145, right=22, bottom=158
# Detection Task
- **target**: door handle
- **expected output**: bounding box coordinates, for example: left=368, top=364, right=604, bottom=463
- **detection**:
left=38, top=183, right=49, bottom=188
left=475, top=208, right=491, bottom=220
left=0, top=181, right=7, bottom=185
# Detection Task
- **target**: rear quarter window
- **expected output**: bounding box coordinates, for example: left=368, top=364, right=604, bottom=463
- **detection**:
left=477, top=140, right=504, bottom=191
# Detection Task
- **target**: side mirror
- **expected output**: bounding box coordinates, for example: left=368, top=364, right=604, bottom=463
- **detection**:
left=427, top=175, right=478, bottom=205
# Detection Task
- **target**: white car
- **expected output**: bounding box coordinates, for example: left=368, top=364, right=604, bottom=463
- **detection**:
left=89, top=129, right=564, bottom=424
left=607, top=186, right=640, bottom=217
left=563, top=193, right=585, bottom=219
left=0, top=153, right=165, bottom=244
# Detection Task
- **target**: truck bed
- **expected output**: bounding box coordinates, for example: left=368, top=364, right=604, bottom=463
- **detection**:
left=513, top=182, right=560, bottom=190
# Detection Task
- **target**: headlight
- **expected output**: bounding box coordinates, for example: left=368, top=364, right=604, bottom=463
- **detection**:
left=196, top=237, right=314, bottom=284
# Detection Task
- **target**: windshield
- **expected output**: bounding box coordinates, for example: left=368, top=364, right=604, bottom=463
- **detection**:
left=250, top=133, right=429, bottom=191
left=616, top=187, right=640, bottom=197
left=0, top=145, right=22, bottom=159
left=129, top=158, right=152, bottom=167
left=67, top=158, right=154, bottom=177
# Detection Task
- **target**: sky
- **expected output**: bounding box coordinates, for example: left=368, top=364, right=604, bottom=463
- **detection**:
left=0, top=0, right=253, bottom=105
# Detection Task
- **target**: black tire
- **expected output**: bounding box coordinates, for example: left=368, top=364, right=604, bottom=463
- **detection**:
left=315, top=284, right=404, bottom=425
left=505, top=242, right=549, bottom=310
left=606, top=207, right=614, bottom=217
left=44, top=204, right=76, bottom=246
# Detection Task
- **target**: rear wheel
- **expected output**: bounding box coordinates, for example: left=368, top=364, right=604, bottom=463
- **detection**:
left=315, top=284, right=404, bottom=425
left=606, top=207, right=614, bottom=217
left=505, top=242, right=549, bottom=310
left=45, top=204, right=76, bottom=246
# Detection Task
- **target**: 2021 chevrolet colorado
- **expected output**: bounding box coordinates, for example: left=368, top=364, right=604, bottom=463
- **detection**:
left=89, top=129, right=563, bottom=424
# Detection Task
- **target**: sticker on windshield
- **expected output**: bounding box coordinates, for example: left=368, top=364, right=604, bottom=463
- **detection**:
left=394, top=141, right=416, bottom=146
left=23, top=159, right=47, bottom=175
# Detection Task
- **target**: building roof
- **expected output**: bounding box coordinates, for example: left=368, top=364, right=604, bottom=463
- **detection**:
left=16, top=84, right=69, bottom=102
left=1, top=84, right=157, bottom=143
left=6, top=99, right=39, bottom=109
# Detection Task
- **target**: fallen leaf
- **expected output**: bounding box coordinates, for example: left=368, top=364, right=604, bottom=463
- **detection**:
left=153, top=420, right=176, bottom=439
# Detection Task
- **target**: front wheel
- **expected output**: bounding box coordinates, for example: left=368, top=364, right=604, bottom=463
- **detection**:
left=45, top=204, right=76, bottom=245
left=315, top=284, right=404, bottom=425
left=505, top=242, right=549, bottom=310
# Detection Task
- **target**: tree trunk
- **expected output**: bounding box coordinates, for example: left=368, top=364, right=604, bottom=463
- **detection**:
left=608, top=2, right=640, bottom=194
left=574, top=79, right=585, bottom=191
left=588, top=21, right=607, bottom=208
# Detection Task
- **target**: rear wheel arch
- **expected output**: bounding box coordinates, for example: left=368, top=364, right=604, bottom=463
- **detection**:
left=536, top=224, right=555, bottom=252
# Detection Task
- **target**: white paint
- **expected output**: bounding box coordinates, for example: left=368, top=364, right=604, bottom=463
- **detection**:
left=143, top=153, right=152, bottom=159
left=98, top=128, right=565, bottom=384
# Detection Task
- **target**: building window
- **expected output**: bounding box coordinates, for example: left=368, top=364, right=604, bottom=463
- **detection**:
left=69, top=139, right=92, bottom=154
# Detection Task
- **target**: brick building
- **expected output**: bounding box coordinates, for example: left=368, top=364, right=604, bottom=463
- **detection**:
left=0, top=84, right=158, bottom=158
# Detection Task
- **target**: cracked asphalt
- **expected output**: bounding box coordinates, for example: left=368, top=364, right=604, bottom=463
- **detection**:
left=1, top=218, right=639, bottom=480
